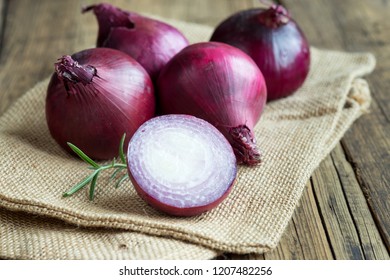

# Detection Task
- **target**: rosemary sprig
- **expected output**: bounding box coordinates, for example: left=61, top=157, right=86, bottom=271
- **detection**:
left=63, top=134, right=128, bottom=201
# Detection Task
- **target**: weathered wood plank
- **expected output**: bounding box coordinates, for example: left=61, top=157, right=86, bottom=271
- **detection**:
left=312, top=153, right=365, bottom=259
left=283, top=0, right=390, bottom=258
left=225, top=181, right=334, bottom=260
left=332, top=144, right=389, bottom=259
left=341, top=134, right=390, bottom=250
left=309, top=143, right=388, bottom=259
left=263, top=182, right=334, bottom=260
left=0, top=0, right=95, bottom=114
left=341, top=0, right=389, bottom=253
left=308, top=142, right=388, bottom=259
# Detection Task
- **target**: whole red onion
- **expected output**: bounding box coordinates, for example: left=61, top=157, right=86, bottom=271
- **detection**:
left=83, top=3, right=189, bottom=81
left=210, top=5, right=310, bottom=101
left=157, top=42, right=267, bottom=166
left=46, top=48, right=155, bottom=160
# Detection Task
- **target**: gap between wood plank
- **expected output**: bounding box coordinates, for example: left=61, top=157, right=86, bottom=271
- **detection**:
left=309, top=177, right=337, bottom=259
left=340, top=140, right=390, bottom=254
left=329, top=150, right=367, bottom=258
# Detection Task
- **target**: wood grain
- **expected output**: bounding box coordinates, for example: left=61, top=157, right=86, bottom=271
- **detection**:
left=332, top=144, right=388, bottom=259
left=282, top=0, right=390, bottom=259
left=311, top=144, right=386, bottom=259
left=0, top=0, right=388, bottom=260
left=264, top=181, right=334, bottom=260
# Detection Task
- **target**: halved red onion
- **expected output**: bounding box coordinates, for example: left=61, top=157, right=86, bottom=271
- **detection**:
left=127, top=114, right=237, bottom=216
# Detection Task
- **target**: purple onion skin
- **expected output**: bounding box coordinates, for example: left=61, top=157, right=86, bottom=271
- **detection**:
left=210, top=6, right=310, bottom=101
left=157, top=42, right=267, bottom=166
left=46, top=48, right=155, bottom=160
left=83, top=3, right=189, bottom=81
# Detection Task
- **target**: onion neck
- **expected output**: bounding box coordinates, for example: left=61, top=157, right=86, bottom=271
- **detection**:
left=229, top=125, right=262, bottom=166
left=82, top=3, right=136, bottom=46
left=258, top=4, right=290, bottom=28
left=55, top=55, right=97, bottom=94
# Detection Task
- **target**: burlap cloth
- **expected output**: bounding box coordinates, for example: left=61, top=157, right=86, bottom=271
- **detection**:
left=0, top=18, right=376, bottom=260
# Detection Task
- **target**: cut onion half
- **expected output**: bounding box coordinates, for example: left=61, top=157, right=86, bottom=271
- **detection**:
left=127, top=114, right=237, bottom=216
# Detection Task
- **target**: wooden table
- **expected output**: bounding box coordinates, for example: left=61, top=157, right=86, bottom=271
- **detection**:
left=0, top=0, right=388, bottom=260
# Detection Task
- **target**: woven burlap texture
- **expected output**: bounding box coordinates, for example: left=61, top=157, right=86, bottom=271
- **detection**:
left=0, top=18, right=376, bottom=259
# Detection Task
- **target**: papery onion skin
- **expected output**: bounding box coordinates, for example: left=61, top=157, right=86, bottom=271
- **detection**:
left=83, top=3, right=189, bottom=81
left=46, top=48, right=155, bottom=160
left=127, top=114, right=237, bottom=216
left=157, top=42, right=267, bottom=166
left=210, top=5, right=310, bottom=101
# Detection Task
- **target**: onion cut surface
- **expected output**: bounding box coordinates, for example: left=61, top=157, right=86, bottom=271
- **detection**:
left=127, top=115, right=237, bottom=216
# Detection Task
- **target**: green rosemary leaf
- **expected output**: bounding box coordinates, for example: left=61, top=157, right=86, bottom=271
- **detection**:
left=89, top=172, right=99, bottom=201
left=119, top=133, right=126, bottom=164
left=110, top=168, right=122, bottom=181
left=115, top=174, right=128, bottom=189
left=67, top=142, right=100, bottom=169
left=63, top=170, right=99, bottom=197
left=63, top=138, right=129, bottom=201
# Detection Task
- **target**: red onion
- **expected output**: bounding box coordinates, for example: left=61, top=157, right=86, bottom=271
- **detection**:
left=46, top=48, right=155, bottom=160
left=83, top=3, right=189, bottom=81
left=157, top=42, right=267, bottom=166
left=210, top=4, right=310, bottom=101
left=127, top=114, right=237, bottom=216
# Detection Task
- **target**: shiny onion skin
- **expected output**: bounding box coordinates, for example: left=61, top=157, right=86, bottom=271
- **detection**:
left=157, top=42, right=267, bottom=166
left=46, top=48, right=155, bottom=160
left=83, top=3, right=189, bottom=81
left=127, top=115, right=237, bottom=216
left=210, top=5, right=310, bottom=101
